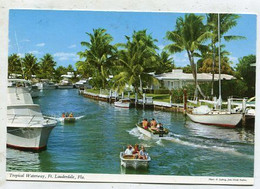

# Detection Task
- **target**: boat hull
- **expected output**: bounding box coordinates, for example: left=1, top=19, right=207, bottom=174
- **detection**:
left=57, top=85, right=74, bottom=89
left=7, top=124, right=56, bottom=151
left=120, top=152, right=150, bottom=169
left=114, top=101, right=130, bottom=108
left=62, top=117, right=76, bottom=123
left=187, top=112, right=242, bottom=127
left=136, top=124, right=169, bottom=138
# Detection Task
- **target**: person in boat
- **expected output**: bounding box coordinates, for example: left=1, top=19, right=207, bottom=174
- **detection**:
left=124, top=145, right=134, bottom=156
left=132, top=144, right=139, bottom=158
left=65, top=112, right=69, bottom=117
left=138, top=146, right=148, bottom=160
left=69, top=112, right=74, bottom=117
left=62, top=113, right=65, bottom=118
left=142, top=118, right=149, bottom=130
left=150, top=118, right=157, bottom=131
left=157, top=123, right=164, bottom=131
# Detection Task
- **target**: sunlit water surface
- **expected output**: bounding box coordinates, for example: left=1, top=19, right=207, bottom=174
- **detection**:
left=7, top=89, right=254, bottom=177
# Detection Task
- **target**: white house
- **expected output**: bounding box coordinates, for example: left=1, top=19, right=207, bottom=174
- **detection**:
left=155, top=69, right=235, bottom=90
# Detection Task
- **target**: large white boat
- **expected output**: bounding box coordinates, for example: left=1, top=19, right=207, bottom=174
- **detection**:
left=120, top=152, right=151, bottom=169
left=36, top=79, right=57, bottom=90
left=136, top=123, right=169, bottom=138
left=187, top=111, right=242, bottom=127
left=114, top=99, right=130, bottom=108
left=58, top=73, right=74, bottom=89
left=7, top=80, right=57, bottom=151
left=8, top=79, right=40, bottom=98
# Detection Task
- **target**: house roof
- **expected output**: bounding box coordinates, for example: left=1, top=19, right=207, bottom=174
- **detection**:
left=155, top=69, right=235, bottom=81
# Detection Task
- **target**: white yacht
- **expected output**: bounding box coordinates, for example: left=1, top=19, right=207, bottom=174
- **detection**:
left=7, top=80, right=57, bottom=151
left=36, top=79, right=57, bottom=90
left=8, top=79, right=40, bottom=98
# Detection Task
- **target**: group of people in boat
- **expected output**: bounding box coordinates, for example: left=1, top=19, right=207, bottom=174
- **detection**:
left=62, top=112, right=74, bottom=118
left=142, top=118, right=164, bottom=131
left=124, top=144, right=148, bottom=160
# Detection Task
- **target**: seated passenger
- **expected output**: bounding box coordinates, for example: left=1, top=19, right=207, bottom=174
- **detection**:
left=138, top=146, right=148, bottom=160
left=65, top=112, right=69, bottom=117
left=62, top=113, right=65, bottom=118
left=150, top=118, right=157, bottom=130
left=132, top=144, right=139, bottom=154
left=124, top=145, right=134, bottom=156
left=69, top=112, right=74, bottom=117
left=157, top=123, right=164, bottom=131
left=142, top=118, right=149, bottom=130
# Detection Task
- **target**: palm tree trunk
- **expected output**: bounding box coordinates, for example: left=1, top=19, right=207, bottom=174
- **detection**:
left=187, top=51, right=206, bottom=99
left=211, top=43, right=216, bottom=97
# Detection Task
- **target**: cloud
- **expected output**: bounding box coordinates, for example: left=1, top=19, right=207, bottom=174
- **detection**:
left=229, top=56, right=238, bottom=63
left=17, top=53, right=25, bottom=58
left=36, top=43, right=45, bottom=47
left=173, top=53, right=189, bottom=67
left=20, top=39, right=30, bottom=42
left=68, top=44, right=76, bottom=48
left=53, top=52, right=78, bottom=61
left=28, top=50, right=41, bottom=55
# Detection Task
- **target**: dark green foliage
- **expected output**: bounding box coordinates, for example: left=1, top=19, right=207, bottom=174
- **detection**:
left=235, top=55, right=256, bottom=97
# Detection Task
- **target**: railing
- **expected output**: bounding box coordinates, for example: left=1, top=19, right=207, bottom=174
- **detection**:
left=7, top=114, right=42, bottom=125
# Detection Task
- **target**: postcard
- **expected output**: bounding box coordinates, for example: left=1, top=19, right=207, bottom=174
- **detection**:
left=0, top=0, right=259, bottom=188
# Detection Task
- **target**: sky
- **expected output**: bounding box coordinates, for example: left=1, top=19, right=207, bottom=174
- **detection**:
left=8, top=10, right=256, bottom=68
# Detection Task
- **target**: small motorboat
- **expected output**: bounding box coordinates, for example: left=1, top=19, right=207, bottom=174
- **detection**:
left=114, top=99, right=130, bottom=108
left=62, top=117, right=76, bottom=123
left=136, top=123, right=169, bottom=138
left=120, top=152, right=151, bottom=169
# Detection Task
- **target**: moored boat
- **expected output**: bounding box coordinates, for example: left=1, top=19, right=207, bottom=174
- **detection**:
left=187, top=111, right=242, bottom=128
left=136, top=123, right=169, bottom=138
left=120, top=152, right=151, bottom=169
left=7, top=80, right=57, bottom=151
left=114, top=99, right=130, bottom=108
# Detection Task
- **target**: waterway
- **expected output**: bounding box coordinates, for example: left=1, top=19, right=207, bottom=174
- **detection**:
left=6, top=89, right=254, bottom=177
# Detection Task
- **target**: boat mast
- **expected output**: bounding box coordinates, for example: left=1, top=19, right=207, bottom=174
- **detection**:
left=218, top=13, right=222, bottom=109
left=14, top=31, right=25, bottom=78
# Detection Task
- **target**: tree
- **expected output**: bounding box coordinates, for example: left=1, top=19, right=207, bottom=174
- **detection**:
left=22, top=53, right=39, bottom=80
left=38, top=54, right=56, bottom=80
left=54, top=66, right=67, bottom=81
left=198, top=45, right=233, bottom=74
left=154, top=51, right=175, bottom=74
left=236, top=54, right=256, bottom=97
left=77, top=28, right=117, bottom=89
left=8, top=53, right=22, bottom=77
left=165, top=14, right=210, bottom=99
left=206, top=13, right=245, bottom=96
left=113, top=30, right=159, bottom=94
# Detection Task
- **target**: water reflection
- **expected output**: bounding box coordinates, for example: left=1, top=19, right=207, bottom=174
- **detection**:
left=185, top=121, right=254, bottom=144
left=7, top=148, right=41, bottom=171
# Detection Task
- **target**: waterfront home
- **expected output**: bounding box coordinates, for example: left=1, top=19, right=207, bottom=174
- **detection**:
left=154, top=69, right=235, bottom=90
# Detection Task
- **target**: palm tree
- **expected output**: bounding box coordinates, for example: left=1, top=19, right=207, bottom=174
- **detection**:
left=39, top=53, right=57, bottom=80
left=113, top=30, right=159, bottom=95
left=77, top=28, right=117, bottom=89
left=155, top=51, right=175, bottom=74
left=165, top=14, right=210, bottom=99
left=8, top=53, right=22, bottom=77
left=206, top=13, right=245, bottom=96
left=22, top=53, right=39, bottom=80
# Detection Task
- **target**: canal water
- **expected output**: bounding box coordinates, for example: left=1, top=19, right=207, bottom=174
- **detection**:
left=6, top=89, right=255, bottom=177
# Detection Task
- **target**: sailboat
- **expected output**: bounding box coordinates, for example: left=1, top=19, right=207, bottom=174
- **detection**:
left=187, top=14, right=242, bottom=128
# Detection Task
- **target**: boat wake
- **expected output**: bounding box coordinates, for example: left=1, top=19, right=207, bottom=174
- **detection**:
left=127, top=128, right=253, bottom=159
left=44, top=115, right=85, bottom=122
left=128, top=128, right=150, bottom=141
left=162, top=136, right=253, bottom=159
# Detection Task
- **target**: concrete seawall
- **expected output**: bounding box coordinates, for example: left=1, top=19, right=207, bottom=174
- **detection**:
left=82, top=91, right=193, bottom=113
